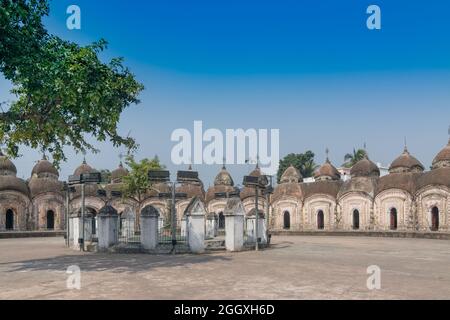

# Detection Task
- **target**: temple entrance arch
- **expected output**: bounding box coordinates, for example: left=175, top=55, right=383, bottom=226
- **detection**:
left=283, top=211, right=290, bottom=229
left=218, top=212, right=225, bottom=229
left=317, top=210, right=324, bottom=230
left=46, top=210, right=55, bottom=230
left=431, top=207, right=439, bottom=231
left=5, top=209, right=14, bottom=230
left=390, top=208, right=397, bottom=230
left=352, top=209, right=360, bottom=230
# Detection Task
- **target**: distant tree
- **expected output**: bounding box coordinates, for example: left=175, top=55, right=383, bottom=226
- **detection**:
left=98, top=169, right=111, bottom=184
left=277, top=151, right=318, bottom=183
left=343, top=149, right=367, bottom=168
left=121, top=155, right=165, bottom=203
left=0, top=0, right=144, bottom=165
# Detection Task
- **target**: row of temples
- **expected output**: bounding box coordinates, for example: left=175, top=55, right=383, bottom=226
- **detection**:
left=0, top=137, right=449, bottom=233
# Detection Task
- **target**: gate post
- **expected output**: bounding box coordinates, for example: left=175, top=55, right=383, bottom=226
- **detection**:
left=140, top=205, right=160, bottom=250
left=69, top=212, right=81, bottom=250
left=224, top=198, right=245, bottom=252
left=185, top=197, right=206, bottom=253
left=97, top=205, right=119, bottom=251
left=257, top=212, right=267, bottom=245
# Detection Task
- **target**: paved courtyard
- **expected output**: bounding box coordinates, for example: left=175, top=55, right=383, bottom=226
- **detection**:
left=0, top=236, right=449, bottom=299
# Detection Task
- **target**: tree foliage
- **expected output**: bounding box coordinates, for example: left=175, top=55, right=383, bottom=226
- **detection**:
left=0, top=0, right=144, bottom=165
left=277, top=151, right=318, bottom=183
left=121, top=155, right=165, bottom=202
left=343, top=149, right=367, bottom=168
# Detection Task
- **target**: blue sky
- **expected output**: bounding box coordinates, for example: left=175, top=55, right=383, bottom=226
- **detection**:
left=2, top=0, right=450, bottom=184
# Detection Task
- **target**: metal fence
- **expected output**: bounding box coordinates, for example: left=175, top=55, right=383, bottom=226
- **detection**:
left=158, top=218, right=187, bottom=245
left=118, top=209, right=140, bottom=244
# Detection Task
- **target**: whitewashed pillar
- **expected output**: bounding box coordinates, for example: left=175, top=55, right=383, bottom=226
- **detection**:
left=257, top=214, right=267, bottom=244
left=70, top=212, right=81, bottom=250
left=224, top=198, right=245, bottom=252
left=97, top=205, right=119, bottom=251
left=187, top=210, right=205, bottom=253
left=140, top=205, right=160, bottom=250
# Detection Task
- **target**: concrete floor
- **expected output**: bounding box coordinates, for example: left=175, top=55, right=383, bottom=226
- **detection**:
left=0, top=236, right=449, bottom=299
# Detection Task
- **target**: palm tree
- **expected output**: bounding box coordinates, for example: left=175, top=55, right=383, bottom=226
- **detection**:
left=343, top=148, right=367, bottom=168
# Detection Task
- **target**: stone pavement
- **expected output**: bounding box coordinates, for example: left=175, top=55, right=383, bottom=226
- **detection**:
left=0, top=236, right=449, bottom=299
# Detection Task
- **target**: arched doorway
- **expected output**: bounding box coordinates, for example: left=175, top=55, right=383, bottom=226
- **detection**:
left=317, top=210, right=324, bottom=230
left=46, top=210, right=55, bottom=230
left=390, top=208, right=397, bottom=230
left=283, top=211, right=290, bottom=229
left=218, top=212, right=225, bottom=229
left=90, top=210, right=97, bottom=235
left=431, top=207, right=439, bottom=231
left=352, top=210, right=360, bottom=230
left=5, top=209, right=14, bottom=230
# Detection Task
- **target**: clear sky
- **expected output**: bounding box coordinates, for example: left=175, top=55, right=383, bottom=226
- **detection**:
left=1, top=0, right=450, bottom=185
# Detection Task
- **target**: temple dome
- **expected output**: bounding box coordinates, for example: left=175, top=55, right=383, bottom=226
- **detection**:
left=350, top=157, right=380, bottom=178
left=31, top=158, right=59, bottom=178
left=389, top=148, right=424, bottom=173
left=301, top=180, right=343, bottom=199
left=314, top=160, right=340, bottom=181
left=271, top=182, right=303, bottom=203
left=376, top=172, right=421, bottom=195
left=431, top=139, right=450, bottom=169
left=0, top=153, right=28, bottom=195
left=0, top=152, right=17, bottom=176
left=111, top=162, right=128, bottom=183
left=280, top=165, right=302, bottom=183
left=206, top=184, right=237, bottom=203
left=240, top=165, right=263, bottom=200
left=214, top=165, right=234, bottom=186
left=0, top=175, right=29, bottom=195
left=338, top=176, right=378, bottom=199
left=416, top=167, right=450, bottom=190
left=176, top=183, right=205, bottom=200
left=206, top=165, right=235, bottom=202
left=28, top=177, right=63, bottom=197
left=73, top=159, right=96, bottom=176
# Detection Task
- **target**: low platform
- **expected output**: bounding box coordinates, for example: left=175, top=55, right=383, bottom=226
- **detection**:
left=0, top=231, right=65, bottom=239
left=270, top=230, right=450, bottom=240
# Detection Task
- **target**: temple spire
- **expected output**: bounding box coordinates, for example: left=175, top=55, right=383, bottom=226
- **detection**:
left=404, top=136, right=409, bottom=153
left=325, top=147, right=330, bottom=163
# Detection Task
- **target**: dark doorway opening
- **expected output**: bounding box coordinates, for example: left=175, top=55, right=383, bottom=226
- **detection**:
left=390, top=208, right=398, bottom=230
left=91, top=210, right=97, bottom=235
left=5, top=209, right=14, bottom=230
left=283, top=211, right=290, bottom=229
left=46, top=210, right=55, bottom=230
left=353, top=210, right=360, bottom=230
left=317, top=210, right=324, bottom=230
left=218, top=212, right=225, bottom=229
left=431, top=207, right=439, bottom=231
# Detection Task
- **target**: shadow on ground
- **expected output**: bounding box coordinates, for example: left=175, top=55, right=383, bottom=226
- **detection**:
left=0, top=252, right=232, bottom=274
